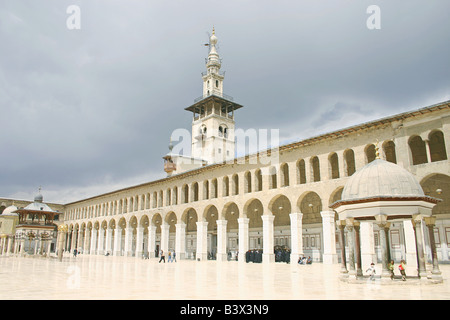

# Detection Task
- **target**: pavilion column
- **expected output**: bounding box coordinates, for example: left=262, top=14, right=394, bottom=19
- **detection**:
left=424, top=216, right=443, bottom=282
left=135, top=227, right=144, bottom=258
left=403, top=220, right=418, bottom=269
left=238, top=218, right=249, bottom=262
left=113, top=227, right=122, bottom=256
left=377, top=219, right=392, bottom=280
left=345, top=219, right=356, bottom=279
left=289, top=213, right=304, bottom=263
left=161, top=223, right=170, bottom=255
left=320, top=211, right=337, bottom=264
left=83, top=229, right=90, bottom=254
left=97, top=228, right=105, bottom=255
left=175, top=223, right=186, bottom=259
left=353, top=221, right=363, bottom=277
left=261, top=215, right=275, bottom=263
left=216, top=219, right=228, bottom=262
left=124, top=227, right=133, bottom=257
left=412, top=216, right=427, bottom=279
left=90, top=228, right=98, bottom=255
left=148, top=226, right=156, bottom=258
left=337, top=221, right=348, bottom=278
left=196, top=221, right=208, bottom=261
left=105, top=227, right=113, bottom=256
left=360, top=221, right=376, bottom=269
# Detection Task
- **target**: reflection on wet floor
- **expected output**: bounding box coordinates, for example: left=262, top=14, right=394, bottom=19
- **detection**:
left=1, top=255, right=449, bottom=300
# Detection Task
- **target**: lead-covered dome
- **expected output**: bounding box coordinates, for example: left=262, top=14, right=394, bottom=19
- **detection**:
left=341, top=158, right=424, bottom=201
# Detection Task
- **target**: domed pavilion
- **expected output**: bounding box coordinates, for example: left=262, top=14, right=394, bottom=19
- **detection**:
left=330, top=150, right=443, bottom=283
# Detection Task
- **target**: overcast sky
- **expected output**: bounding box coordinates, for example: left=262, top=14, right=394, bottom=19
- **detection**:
left=1, top=0, right=449, bottom=204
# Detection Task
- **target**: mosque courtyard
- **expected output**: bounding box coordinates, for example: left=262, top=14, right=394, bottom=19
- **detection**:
left=1, top=255, right=450, bottom=300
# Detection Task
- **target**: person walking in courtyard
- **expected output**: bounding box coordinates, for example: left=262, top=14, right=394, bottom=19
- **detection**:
left=159, top=250, right=165, bottom=263
left=388, top=260, right=395, bottom=280
left=173, top=250, right=176, bottom=262
left=399, top=260, right=406, bottom=281
left=366, top=262, right=376, bottom=281
left=168, top=251, right=172, bottom=262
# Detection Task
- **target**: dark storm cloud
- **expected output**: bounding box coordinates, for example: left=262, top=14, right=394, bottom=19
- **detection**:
left=0, top=0, right=449, bottom=203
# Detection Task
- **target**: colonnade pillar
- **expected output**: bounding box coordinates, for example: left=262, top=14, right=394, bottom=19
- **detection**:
left=238, top=218, right=249, bottom=262
left=97, top=228, right=105, bottom=255
left=113, top=227, right=122, bottom=256
left=148, top=226, right=156, bottom=258
left=424, top=216, right=443, bottom=282
left=216, top=219, right=228, bottom=261
left=105, top=228, right=113, bottom=256
left=161, top=223, right=170, bottom=255
left=412, top=216, right=427, bottom=279
left=135, top=227, right=144, bottom=258
left=289, top=213, right=303, bottom=263
left=261, top=215, right=275, bottom=263
left=175, top=223, right=186, bottom=259
left=321, top=211, right=337, bottom=264
left=196, top=221, right=208, bottom=261
left=90, top=228, right=97, bottom=255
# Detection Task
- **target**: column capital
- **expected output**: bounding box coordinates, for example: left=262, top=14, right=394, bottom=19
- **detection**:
left=320, top=211, right=336, bottom=219
left=216, top=219, right=228, bottom=227
left=261, top=214, right=275, bottom=222
left=237, top=217, right=249, bottom=224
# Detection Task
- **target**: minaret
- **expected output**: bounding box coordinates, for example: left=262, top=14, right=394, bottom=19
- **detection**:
left=185, top=27, right=243, bottom=165
left=202, top=27, right=224, bottom=98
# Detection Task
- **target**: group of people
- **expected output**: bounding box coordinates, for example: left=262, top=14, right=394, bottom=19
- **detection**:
left=245, top=249, right=263, bottom=263
left=158, top=250, right=177, bottom=263
left=365, top=260, right=407, bottom=281
left=274, top=247, right=291, bottom=263
left=297, top=255, right=312, bottom=265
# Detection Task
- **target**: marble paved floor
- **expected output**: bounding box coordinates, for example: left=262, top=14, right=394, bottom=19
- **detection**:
left=1, top=255, right=450, bottom=300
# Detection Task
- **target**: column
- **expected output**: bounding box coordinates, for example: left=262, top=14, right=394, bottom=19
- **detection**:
left=97, top=228, right=105, bottom=255
left=289, top=213, right=304, bottom=263
left=424, top=139, right=432, bottom=163
left=345, top=219, right=356, bottom=279
left=83, top=229, right=90, bottom=254
left=216, top=219, right=228, bottom=262
left=337, top=221, right=348, bottom=278
left=148, top=226, right=156, bottom=258
left=135, top=227, right=144, bottom=258
left=238, top=218, right=249, bottom=262
left=412, top=216, right=427, bottom=279
left=196, top=221, right=208, bottom=261
left=360, top=221, right=376, bottom=269
left=403, top=220, right=418, bottom=269
left=105, top=227, right=113, bottom=256
left=161, top=223, right=170, bottom=255
left=175, top=223, right=186, bottom=259
left=424, top=217, right=443, bottom=282
left=354, top=221, right=363, bottom=277
left=113, top=227, right=122, bottom=256
left=124, top=227, right=133, bottom=257
left=261, top=215, right=275, bottom=263
left=90, top=228, right=98, bottom=255
left=320, top=211, right=337, bottom=264
left=378, top=221, right=392, bottom=280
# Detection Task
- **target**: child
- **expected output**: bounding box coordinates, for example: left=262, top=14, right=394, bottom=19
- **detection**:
left=366, top=262, right=376, bottom=281
left=388, top=260, right=395, bottom=280
left=399, top=260, right=406, bottom=281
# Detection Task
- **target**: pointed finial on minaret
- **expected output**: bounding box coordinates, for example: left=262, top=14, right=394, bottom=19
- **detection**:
left=212, top=26, right=215, bottom=35
left=168, top=137, right=174, bottom=152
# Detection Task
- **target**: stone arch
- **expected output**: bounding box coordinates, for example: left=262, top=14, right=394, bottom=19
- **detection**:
left=182, top=208, right=198, bottom=233
left=222, top=202, right=239, bottom=231
left=268, top=194, right=291, bottom=227
left=297, top=191, right=323, bottom=224
left=232, top=174, right=239, bottom=195
left=382, top=140, right=397, bottom=163
left=182, top=184, right=189, bottom=204
left=409, top=135, right=427, bottom=165
left=244, top=171, right=252, bottom=193
left=280, top=163, right=290, bottom=187
left=269, top=166, right=277, bottom=189
left=151, top=213, right=162, bottom=233
left=297, top=159, right=307, bottom=184
left=329, top=186, right=344, bottom=206
left=328, top=152, right=339, bottom=179
left=344, top=149, right=356, bottom=176
left=204, top=205, right=218, bottom=231
left=428, top=130, right=448, bottom=162
left=310, top=156, right=320, bottom=182
left=222, top=176, right=230, bottom=197
left=421, top=173, right=450, bottom=216
left=254, top=169, right=263, bottom=191
left=365, top=144, right=376, bottom=164
left=244, top=198, right=264, bottom=228
left=165, top=211, right=177, bottom=233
